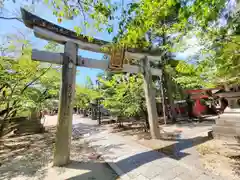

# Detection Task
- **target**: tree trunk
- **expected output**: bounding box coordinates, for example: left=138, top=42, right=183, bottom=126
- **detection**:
left=143, top=110, right=150, bottom=129
left=83, top=109, right=87, bottom=117
left=0, top=103, right=12, bottom=137
left=159, top=76, right=167, bottom=124
left=30, top=109, right=38, bottom=120
left=163, top=71, right=177, bottom=123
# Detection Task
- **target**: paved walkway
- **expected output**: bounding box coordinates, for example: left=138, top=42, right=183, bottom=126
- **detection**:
left=161, top=121, right=214, bottom=170
left=73, top=119, right=227, bottom=180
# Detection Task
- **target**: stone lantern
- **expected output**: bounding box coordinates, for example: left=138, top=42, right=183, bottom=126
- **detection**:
left=213, top=88, right=240, bottom=141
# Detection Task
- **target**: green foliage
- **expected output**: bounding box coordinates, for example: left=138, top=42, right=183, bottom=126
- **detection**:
left=115, top=0, right=227, bottom=48
left=212, top=36, right=240, bottom=85
left=172, top=60, right=215, bottom=89
left=212, top=10, right=240, bottom=85
left=44, top=41, right=63, bottom=52
left=75, top=86, right=89, bottom=109
left=163, top=5, right=240, bottom=90
left=98, top=73, right=145, bottom=117
left=186, top=9, right=240, bottom=87
left=0, top=36, right=61, bottom=121
left=74, top=76, right=101, bottom=110
left=84, top=75, right=94, bottom=89
left=36, top=0, right=228, bottom=51
left=74, top=84, right=100, bottom=110
left=44, top=0, right=118, bottom=36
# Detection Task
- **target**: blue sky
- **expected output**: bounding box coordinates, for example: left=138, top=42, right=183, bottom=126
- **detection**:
left=0, top=1, right=114, bottom=85
left=0, top=1, right=199, bottom=85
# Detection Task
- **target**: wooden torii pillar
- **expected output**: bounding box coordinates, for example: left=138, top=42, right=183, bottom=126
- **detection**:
left=21, top=8, right=162, bottom=166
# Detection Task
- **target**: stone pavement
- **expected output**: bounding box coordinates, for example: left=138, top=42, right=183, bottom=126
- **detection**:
left=80, top=126, right=225, bottom=180
left=161, top=121, right=214, bottom=170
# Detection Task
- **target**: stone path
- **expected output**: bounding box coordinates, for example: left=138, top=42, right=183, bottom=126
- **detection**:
left=74, top=119, right=228, bottom=180
left=161, top=121, right=214, bottom=170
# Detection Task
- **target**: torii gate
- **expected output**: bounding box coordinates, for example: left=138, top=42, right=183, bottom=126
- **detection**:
left=21, top=8, right=163, bottom=166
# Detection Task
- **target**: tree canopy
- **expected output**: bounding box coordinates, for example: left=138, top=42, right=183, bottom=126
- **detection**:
left=98, top=73, right=145, bottom=117
left=74, top=77, right=100, bottom=111
left=0, top=33, right=61, bottom=129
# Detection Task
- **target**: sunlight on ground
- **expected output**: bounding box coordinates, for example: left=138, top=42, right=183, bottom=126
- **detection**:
left=107, top=119, right=240, bottom=180
left=0, top=123, right=117, bottom=180
left=196, top=139, right=240, bottom=179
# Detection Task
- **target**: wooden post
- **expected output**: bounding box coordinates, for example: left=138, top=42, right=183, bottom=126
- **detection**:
left=53, top=41, right=77, bottom=166
left=141, top=57, right=161, bottom=139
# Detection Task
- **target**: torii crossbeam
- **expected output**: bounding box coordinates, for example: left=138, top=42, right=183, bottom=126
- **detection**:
left=20, top=8, right=162, bottom=166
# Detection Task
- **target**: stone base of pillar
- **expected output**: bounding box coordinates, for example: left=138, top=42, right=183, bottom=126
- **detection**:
left=213, top=107, right=240, bottom=142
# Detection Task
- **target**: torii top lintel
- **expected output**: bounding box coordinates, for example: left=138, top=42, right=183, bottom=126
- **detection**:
left=20, top=8, right=162, bottom=61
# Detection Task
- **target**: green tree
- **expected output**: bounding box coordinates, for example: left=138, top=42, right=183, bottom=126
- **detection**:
left=172, top=60, right=215, bottom=89
left=74, top=85, right=100, bottom=112
left=0, top=34, right=61, bottom=135
left=180, top=7, right=240, bottom=88
left=84, top=75, right=94, bottom=89
left=74, top=75, right=101, bottom=116
left=210, top=10, right=240, bottom=86
left=98, top=73, right=150, bottom=126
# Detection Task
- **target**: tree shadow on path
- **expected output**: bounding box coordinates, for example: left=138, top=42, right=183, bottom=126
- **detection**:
left=64, top=161, right=118, bottom=180
left=66, top=135, right=211, bottom=179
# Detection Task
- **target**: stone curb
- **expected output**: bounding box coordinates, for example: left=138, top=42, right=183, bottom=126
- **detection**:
left=107, top=162, right=131, bottom=180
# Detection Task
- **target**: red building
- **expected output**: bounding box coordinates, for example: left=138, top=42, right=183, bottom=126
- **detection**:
left=185, top=88, right=221, bottom=117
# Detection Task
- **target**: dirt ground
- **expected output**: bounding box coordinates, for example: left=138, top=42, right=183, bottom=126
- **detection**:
left=107, top=120, right=240, bottom=180
left=196, top=139, right=240, bottom=179
left=0, top=126, right=118, bottom=180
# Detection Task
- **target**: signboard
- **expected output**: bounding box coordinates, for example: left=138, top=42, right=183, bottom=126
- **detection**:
left=109, top=47, right=125, bottom=71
